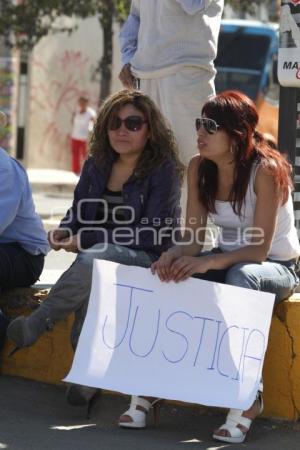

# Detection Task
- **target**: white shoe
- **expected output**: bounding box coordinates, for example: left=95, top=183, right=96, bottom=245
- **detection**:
left=213, top=393, right=263, bottom=444
left=118, top=396, right=161, bottom=429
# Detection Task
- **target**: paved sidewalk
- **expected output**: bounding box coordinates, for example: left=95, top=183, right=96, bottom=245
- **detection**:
left=28, top=168, right=78, bottom=189
left=0, top=376, right=299, bottom=450
left=30, top=170, right=77, bottom=287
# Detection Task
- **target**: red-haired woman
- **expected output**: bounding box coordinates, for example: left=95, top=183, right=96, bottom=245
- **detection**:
left=151, top=91, right=300, bottom=443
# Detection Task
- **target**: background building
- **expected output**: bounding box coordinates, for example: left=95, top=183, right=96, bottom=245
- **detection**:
left=24, top=18, right=122, bottom=170
left=0, top=1, right=18, bottom=155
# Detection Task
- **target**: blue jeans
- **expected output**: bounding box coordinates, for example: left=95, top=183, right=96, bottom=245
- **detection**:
left=76, top=243, right=154, bottom=267
left=34, top=243, right=154, bottom=349
left=193, top=250, right=299, bottom=395
left=193, top=249, right=299, bottom=304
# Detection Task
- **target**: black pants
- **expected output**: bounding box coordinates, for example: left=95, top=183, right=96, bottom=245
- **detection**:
left=0, top=309, right=9, bottom=350
left=0, top=243, right=44, bottom=289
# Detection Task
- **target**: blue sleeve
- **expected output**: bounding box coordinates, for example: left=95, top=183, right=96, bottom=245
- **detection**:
left=119, top=13, right=140, bottom=66
left=0, top=165, right=23, bottom=235
left=175, top=0, right=206, bottom=15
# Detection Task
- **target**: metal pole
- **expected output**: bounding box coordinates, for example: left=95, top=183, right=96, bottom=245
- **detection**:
left=292, top=89, right=300, bottom=233
left=278, top=86, right=298, bottom=159
left=278, top=0, right=300, bottom=235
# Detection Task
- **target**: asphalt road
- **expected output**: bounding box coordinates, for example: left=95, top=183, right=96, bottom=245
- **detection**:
left=1, top=376, right=300, bottom=450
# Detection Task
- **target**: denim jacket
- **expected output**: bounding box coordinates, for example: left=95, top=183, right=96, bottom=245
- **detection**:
left=60, top=157, right=181, bottom=256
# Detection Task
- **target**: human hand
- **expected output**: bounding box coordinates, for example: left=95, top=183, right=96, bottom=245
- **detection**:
left=151, top=247, right=182, bottom=282
left=48, top=229, right=70, bottom=251
left=58, top=234, right=80, bottom=253
left=119, top=63, right=135, bottom=88
left=170, top=255, right=213, bottom=283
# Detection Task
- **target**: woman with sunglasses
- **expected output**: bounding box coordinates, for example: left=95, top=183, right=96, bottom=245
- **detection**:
left=151, top=90, right=300, bottom=443
left=7, top=89, right=184, bottom=408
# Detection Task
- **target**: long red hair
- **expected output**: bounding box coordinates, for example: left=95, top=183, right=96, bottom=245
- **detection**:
left=198, top=90, right=293, bottom=215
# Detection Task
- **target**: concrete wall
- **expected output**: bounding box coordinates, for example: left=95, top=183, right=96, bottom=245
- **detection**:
left=2, top=290, right=300, bottom=420
left=0, top=51, right=19, bottom=156
left=25, top=17, right=122, bottom=170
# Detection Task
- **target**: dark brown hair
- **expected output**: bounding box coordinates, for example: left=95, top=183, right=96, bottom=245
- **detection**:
left=198, top=90, right=292, bottom=215
left=89, top=89, right=184, bottom=184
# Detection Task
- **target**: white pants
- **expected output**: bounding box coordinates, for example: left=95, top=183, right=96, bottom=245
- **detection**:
left=140, top=67, right=215, bottom=215
left=140, top=67, right=215, bottom=167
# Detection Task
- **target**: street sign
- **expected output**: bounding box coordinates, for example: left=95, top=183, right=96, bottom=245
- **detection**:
left=278, top=1, right=300, bottom=87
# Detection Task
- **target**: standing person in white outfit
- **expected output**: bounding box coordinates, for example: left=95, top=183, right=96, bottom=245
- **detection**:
left=70, top=96, right=96, bottom=175
left=119, top=0, right=224, bottom=167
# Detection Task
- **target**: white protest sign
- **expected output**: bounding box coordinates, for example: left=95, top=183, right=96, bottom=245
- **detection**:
left=65, top=260, right=275, bottom=410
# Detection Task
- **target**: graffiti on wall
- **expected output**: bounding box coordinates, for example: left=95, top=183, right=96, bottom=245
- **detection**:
left=30, top=50, right=99, bottom=169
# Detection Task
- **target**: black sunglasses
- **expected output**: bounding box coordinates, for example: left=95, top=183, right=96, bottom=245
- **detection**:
left=195, top=117, right=220, bottom=135
left=109, top=115, right=148, bottom=132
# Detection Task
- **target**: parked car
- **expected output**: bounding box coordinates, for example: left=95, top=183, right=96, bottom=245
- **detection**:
left=215, top=19, right=279, bottom=139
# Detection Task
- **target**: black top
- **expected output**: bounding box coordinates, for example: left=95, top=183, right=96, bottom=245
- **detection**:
left=95, top=187, right=126, bottom=229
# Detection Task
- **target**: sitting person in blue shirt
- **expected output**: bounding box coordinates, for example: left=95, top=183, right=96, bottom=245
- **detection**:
left=7, top=89, right=184, bottom=409
left=0, top=145, right=49, bottom=348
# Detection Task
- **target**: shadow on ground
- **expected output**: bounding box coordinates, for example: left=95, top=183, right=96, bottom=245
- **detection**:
left=0, top=376, right=299, bottom=450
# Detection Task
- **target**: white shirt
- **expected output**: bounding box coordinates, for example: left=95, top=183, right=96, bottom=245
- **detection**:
left=71, top=107, right=96, bottom=141
left=209, top=165, right=300, bottom=261
left=119, top=0, right=224, bottom=78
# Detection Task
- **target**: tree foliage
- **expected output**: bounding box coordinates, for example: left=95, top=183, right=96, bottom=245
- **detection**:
left=0, top=0, right=131, bottom=99
left=225, top=0, right=256, bottom=15
left=0, top=0, right=130, bottom=49
left=225, top=0, right=279, bottom=20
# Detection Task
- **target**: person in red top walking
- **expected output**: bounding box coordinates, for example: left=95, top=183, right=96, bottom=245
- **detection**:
left=70, top=96, right=96, bottom=174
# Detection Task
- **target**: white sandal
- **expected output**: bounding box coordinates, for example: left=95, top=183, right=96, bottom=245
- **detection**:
left=213, top=393, right=263, bottom=444
left=118, top=396, right=161, bottom=429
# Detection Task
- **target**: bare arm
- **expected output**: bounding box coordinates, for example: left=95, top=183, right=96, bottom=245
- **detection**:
left=204, top=165, right=281, bottom=269
left=181, top=155, right=208, bottom=255
left=170, top=165, right=282, bottom=281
